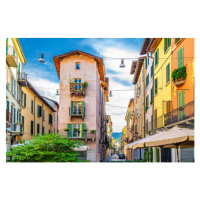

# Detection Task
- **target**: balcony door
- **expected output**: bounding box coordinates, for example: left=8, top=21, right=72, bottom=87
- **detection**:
left=178, top=90, right=185, bottom=121
left=74, top=79, right=81, bottom=90
left=73, top=102, right=82, bottom=115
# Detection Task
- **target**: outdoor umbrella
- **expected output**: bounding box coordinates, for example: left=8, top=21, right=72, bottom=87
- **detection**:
left=144, top=126, right=194, bottom=162
left=74, top=145, right=90, bottom=151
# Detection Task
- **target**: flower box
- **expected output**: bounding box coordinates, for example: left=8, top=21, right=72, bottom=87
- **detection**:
left=174, top=79, right=186, bottom=87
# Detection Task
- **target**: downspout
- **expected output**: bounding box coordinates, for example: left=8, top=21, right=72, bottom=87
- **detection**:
left=34, top=95, right=36, bottom=135
left=42, top=103, right=44, bottom=134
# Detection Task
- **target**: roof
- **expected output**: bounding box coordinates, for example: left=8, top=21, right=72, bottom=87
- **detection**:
left=42, top=96, right=59, bottom=108
left=27, top=81, right=56, bottom=112
left=130, top=61, right=137, bottom=75
left=53, top=50, right=105, bottom=81
left=132, top=58, right=145, bottom=84
left=147, top=38, right=162, bottom=53
left=140, top=38, right=151, bottom=55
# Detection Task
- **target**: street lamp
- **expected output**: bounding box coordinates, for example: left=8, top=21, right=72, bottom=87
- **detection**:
left=109, top=91, right=113, bottom=97
left=119, top=59, right=125, bottom=68
left=39, top=53, right=45, bottom=63
left=55, top=89, right=59, bottom=95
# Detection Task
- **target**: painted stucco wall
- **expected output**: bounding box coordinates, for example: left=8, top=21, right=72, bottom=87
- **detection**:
left=21, top=87, right=54, bottom=140
left=58, top=54, right=102, bottom=162
left=171, top=38, right=194, bottom=109
left=154, top=39, right=171, bottom=121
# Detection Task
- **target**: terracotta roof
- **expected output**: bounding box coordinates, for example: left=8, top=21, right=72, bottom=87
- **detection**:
left=53, top=50, right=105, bottom=81
left=130, top=61, right=137, bottom=75
left=132, top=58, right=144, bottom=84
left=140, top=38, right=151, bottom=55
left=27, top=81, right=56, bottom=112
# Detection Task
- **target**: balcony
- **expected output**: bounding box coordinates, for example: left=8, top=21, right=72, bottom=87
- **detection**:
left=85, top=130, right=96, bottom=141
left=164, top=101, right=194, bottom=127
left=70, top=83, right=86, bottom=97
left=69, top=107, right=85, bottom=121
left=6, top=45, right=18, bottom=68
left=18, top=72, right=28, bottom=87
left=6, top=110, right=12, bottom=128
left=10, top=123, right=24, bottom=136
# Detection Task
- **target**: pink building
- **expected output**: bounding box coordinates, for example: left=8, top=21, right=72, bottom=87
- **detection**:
left=53, top=50, right=109, bottom=162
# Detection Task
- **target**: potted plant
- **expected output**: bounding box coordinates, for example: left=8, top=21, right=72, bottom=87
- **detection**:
left=64, top=128, right=69, bottom=131
left=74, top=128, right=80, bottom=132
left=90, top=130, right=96, bottom=134
left=171, top=66, right=187, bottom=87
left=82, top=81, right=88, bottom=92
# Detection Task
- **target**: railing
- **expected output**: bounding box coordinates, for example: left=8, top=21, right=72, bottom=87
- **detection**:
left=164, top=101, right=194, bottom=126
left=11, top=123, right=24, bottom=133
left=18, top=72, right=27, bottom=80
left=6, top=110, right=12, bottom=124
left=6, top=45, right=18, bottom=61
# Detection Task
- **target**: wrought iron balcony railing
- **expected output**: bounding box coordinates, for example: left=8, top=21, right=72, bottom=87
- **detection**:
left=18, top=72, right=28, bottom=87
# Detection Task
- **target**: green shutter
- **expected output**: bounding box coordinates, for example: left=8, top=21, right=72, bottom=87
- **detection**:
left=71, top=100, right=73, bottom=114
left=24, top=93, right=26, bottom=107
left=17, top=111, right=19, bottom=122
left=31, top=100, right=33, bottom=113
left=145, top=58, right=147, bottom=69
left=157, top=49, right=159, bottom=65
left=19, top=113, right=21, bottom=123
left=82, top=101, right=84, bottom=115
left=164, top=38, right=167, bottom=52
left=14, top=108, right=16, bottom=123
left=82, top=123, right=86, bottom=138
left=155, top=78, right=158, bottom=95
left=180, top=47, right=184, bottom=68
left=7, top=100, right=9, bottom=111
left=37, top=105, right=39, bottom=117
left=67, top=123, right=72, bottom=138
left=22, top=116, right=24, bottom=125
left=31, top=121, right=33, bottom=134
left=168, top=38, right=171, bottom=47
left=151, top=88, right=153, bottom=103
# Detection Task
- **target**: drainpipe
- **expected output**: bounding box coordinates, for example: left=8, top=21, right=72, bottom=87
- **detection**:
left=42, top=103, right=44, bottom=134
left=34, top=95, right=37, bottom=135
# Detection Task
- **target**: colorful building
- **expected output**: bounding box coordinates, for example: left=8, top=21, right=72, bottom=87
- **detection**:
left=6, top=38, right=27, bottom=150
left=43, top=96, right=59, bottom=134
left=53, top=50, right=109, bottom=162
left=106, top=115, right=113, bottom=157
left=21, top=81, right=56, bottom=141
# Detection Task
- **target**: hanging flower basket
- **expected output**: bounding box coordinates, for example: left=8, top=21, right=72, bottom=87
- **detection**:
left=174, top=79, right=186, bottom=87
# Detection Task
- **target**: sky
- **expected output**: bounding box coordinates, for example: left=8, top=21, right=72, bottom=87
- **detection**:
left=19, top=38, right=144, bottom=141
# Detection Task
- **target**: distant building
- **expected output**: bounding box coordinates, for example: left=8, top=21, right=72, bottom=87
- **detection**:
left=21, top=81, right=56, bottom=140
left=42, top=96, right=59, bottom=134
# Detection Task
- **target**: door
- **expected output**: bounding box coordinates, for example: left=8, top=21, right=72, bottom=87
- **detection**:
left=178, top=90, right=185, bottom=121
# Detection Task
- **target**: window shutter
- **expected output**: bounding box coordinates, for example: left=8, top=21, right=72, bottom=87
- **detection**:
left=42, top=127, right=44, bottom=135
left=164, top=38, right=167, bottom=52
left=7, top=100, right=9, bottom=111
left=67, top=123, right=72, bottom=138
left=14, top=108, right=16, bottom=123
left=157, top=49, right=159, bottom=65
left=22, top=116, right=24, bottom=125
left=19, top=113, right=21, bottom=123
left=31, top=121, right=33, bottom=135
left=71, top=100, right=73, bottom=115
left=151, top=88, right=153, bottom=103
left=155, top=78, right=158, bottom=95
left=17, top=111, right=19, bottom=122
left=37, top=124, right=40, bottom=134
left=145, top=58, right=147, bottom=69
left=168, top=38, right=171, bottom=47
left=82, top=101, right=84, bottom=115
left=37, top=105, right=39, bottom=117
left=166, top=65, right=168, bottom=83
left=31, top=100, right=33, bottom=113
left=180, top=48, right=184, bottom=68
left=24, top=93, right=26, bottom=107
left=82, top=123, right=86, bottom=138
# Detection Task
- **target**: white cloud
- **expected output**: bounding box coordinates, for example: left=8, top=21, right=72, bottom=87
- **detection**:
left=28, top=76, right=59, bottom=103
left=84, top=39, right=140, bottom=132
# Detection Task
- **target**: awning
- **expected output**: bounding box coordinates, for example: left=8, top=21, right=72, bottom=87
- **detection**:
left=144, top=126, right=194, bottom=148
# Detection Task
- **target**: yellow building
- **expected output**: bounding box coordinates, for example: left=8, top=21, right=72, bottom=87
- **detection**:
left=148, top=38, right=172, bottom=129
left=6, top=38, right=26, bottom=149
left=21, top=81, right=55, bottom=141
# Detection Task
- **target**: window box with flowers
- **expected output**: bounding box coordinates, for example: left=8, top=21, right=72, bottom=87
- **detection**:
left=172, top=66, right=187, bottom=87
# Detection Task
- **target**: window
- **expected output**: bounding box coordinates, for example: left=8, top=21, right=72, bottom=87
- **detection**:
left=71, top=101, right=84, bottom=115
left=7, top=100, right=9, bottom=111
left=76, top=62, right=80, bottom=70
left=178, top=47, right=184, bottom=68
left=146, top=95, right=149, bottom=109
left=37, top=124, right=40, bottom=134
left=146, top=73, right=149, bottom=87
left=37, top=105, right=42, bottom=117
left=151, top=87, right=153, bottom=103
left=43, top=110, right=45, bottom=121
left=24, top=93, right=26, bottom=107
left=42, top=127, right=44, bottom=135
left=31, top=100, right=33, bottom=113
left=145, top=57, right=147, bottom=69
left=67, top=123, right=86, bottom=138
left=155, top=78, right=158, bottom=95
left=49, top=114, right=52, bottom=124
left=22, top=116, right=24, bottom=125
left=155, top=49, right=159, bottom=67
left=31, top=121, right=33, bottom=135
left=74, top=78, right=81, bottom=90
left=166, top=63, right=170, bottom=83
left=151, top=64, right=153, bottom=77
left=164, top=38, right=171, bottom=53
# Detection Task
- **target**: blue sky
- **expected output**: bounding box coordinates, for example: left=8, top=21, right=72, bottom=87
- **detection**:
left=19, top=38, right=144, bottom=140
